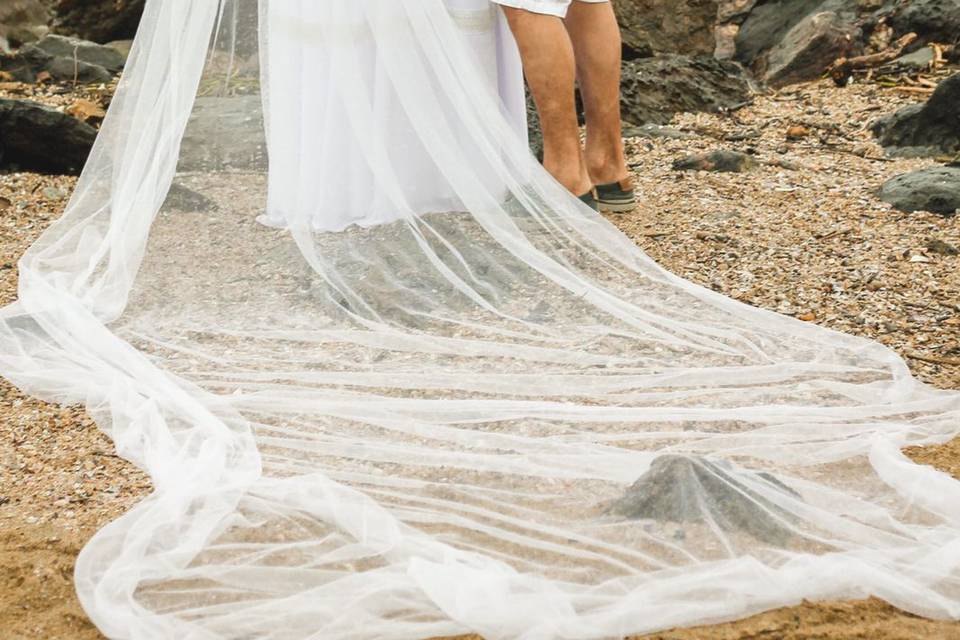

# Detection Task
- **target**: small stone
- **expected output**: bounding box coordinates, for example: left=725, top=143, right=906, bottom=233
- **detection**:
left=927, top=238, right=959, bottom=256
left=786, top=125, right=810, bottom=140
left=673, top=150, right=757, bottom=173
left=41, top=186, right=65, bottom=200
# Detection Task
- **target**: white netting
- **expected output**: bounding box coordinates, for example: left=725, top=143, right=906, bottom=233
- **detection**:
left=1, top=1, right=959, bottom=638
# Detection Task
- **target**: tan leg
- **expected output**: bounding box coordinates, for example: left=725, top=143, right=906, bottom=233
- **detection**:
left=501, top=7, right=592, bottom=196
left=563, top=1, right=629, bottom=185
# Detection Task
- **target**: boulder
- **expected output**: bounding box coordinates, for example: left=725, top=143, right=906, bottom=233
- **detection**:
left=872, top=73, right=960, bottom=157
left=615, top=0, right=719, bottom=58
left=51, top=0, right=145, bottom=43
left=734, top=0, right=828, bottom=69
left=620, top=54, right=752, bottom=125
left=29, top=34, right=126, bottom=72
left=0, top=39, right=114, bottom=84
left=888, top=0, right=960, bottom=46
left=879, top=166, right=960, bottom=215
left=764, top=11, right=858, bottom=86
left=0, top=98, right=98, bottom=174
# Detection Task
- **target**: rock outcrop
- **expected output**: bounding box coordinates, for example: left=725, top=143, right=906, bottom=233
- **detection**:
left=872, top=73, right=960, bottom=157
left=888, top=0, right=960, bottom=47
left=0, top=98, right=98, bottom=173
left=620, top=54, right=752, bottom=125
left=615, top=0, right=719, bottom=58
left=1, top=34, right=123, bottom=83
left=51, top=0, right=144, bottom=43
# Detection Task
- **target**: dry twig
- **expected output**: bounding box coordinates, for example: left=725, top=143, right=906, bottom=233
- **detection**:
left=828, top=33, right=919, bottom=86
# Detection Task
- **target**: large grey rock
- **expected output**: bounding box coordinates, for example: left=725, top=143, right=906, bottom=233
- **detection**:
left=734, top=0, right=827, bottom=68
left=608, top=455, right=801, bottom=545
left=0, top=98, right=98, bottom=174
left=879, top=166, right=960, bottom=216
left=620, top=54, right=752, bottom=125
left=0, top=42, right=113, bottom=84
left=29, top=34, right=126, bottom=72
left=872, top=73, right=960, bottom=157
left=764, top=10, right=858, bottom=87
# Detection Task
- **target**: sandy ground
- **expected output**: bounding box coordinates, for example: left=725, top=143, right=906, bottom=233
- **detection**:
left=1, top=75, right=960, bottom=639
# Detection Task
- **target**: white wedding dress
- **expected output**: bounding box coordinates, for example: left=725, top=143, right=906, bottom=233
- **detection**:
left=258, top=0, right=527, bottom=231
left=0, top=1, right=958, bottom=639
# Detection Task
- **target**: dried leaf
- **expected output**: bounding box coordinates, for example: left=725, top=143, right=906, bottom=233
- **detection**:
left=66, top=99, right=107, bottom=123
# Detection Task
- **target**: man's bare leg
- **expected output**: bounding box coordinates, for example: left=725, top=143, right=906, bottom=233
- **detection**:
left=500, top=8, right=592, bottom=197
left=563, top=1, right=629, bottom=186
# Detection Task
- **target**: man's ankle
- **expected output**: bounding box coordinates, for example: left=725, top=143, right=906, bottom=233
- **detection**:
left=544, top=157, right=592, bottom=195
left=586, top=156, right=628, bottom=186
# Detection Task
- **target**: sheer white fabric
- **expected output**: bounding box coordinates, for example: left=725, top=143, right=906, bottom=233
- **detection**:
left=0, top=1, right=958, bottom=639
left=259, top=0, right=527, bottom=231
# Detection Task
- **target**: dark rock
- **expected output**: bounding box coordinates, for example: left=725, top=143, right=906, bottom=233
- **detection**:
left=764, top=10, right=858, bottom=87
left=620, top=54, right=753, bottom=126
left=878, top=166, right=960, bottom=215
left=872, top=73, right=960, bottom=157
left=735, top=0, right=827, bottom=69
left=608, top=455, right=801, bottom=545
left=615, top=0, right=718, bottom=58
left=888, top=0, right=960, bottom=46
left=0, top=98, right=97, bottom=174
left=52, top=0, right=145, bottom=43
left=673, top=149, right=757, bottom=172
left=29, top=34, right=126, bottom=72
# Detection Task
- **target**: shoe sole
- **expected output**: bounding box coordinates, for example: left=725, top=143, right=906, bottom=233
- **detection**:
left=598, top=199, right=636, bottom=213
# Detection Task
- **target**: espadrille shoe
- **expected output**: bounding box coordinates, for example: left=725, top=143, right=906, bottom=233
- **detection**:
left=595, top=177, right=636, bottom=213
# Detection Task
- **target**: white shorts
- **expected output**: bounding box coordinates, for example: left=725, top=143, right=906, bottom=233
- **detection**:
left=491, top=0, right=609, bottom=18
